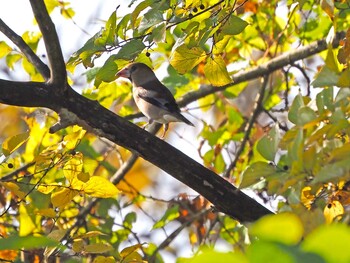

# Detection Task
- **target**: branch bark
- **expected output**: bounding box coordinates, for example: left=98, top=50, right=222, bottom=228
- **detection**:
left=29, top=0, right=67, bottom=88
left=178, top=32, right=345, bottom=107
left=0, top=79, right=272, bottom=221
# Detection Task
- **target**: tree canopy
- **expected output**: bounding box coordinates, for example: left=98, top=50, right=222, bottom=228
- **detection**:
left=0, top=0, right=350, bottom=262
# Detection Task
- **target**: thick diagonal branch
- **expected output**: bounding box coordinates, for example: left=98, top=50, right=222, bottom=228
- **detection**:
left=0, top=79, right=272, bottom=222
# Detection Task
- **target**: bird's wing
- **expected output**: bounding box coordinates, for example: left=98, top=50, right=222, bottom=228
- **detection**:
left=137, top=80, right=181, bottom=113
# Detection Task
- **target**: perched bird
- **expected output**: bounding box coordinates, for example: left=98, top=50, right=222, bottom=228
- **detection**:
left=116, top=62, right=194, bottom=137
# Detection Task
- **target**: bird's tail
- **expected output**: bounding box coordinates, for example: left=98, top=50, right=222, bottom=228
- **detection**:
left=178, top=113, right=194, bottom=126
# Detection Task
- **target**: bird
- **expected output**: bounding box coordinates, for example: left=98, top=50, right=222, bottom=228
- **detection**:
left=116, top=62, right=194, bottom=137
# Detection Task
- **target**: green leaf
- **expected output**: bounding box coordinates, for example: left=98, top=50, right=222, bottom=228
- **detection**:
left=94, top=11, right=117, bottom=47
left=2, top=131, right=29, bottom=156
left=170, top=44, right=206, bottom=74
left=288, top=128, right=304, bottom=163
left=67, top=32, right=104, bottom=69
left=221, top=15, right=249, bottom=35
left=130, top=0, right=153, bottom=28
left=316, top=87, right=334, bottom=113
left=123, top=212, right=137, bottom=229
left=94, top=55, right=120, bottom=87
left=297, top=106, right=317, bottom=126
left=311, top=159, right=350, bottom=184
left=337, top=68, right=350, bottom=87
left=248, top=241, right=324, bottom=263
left=0, top=235, right=58, bottom=250
left=152, top=205, right=180, bottom=229
left=115, top=39, right=145, bottom=60
left=240, top=162, right=276, bottom=188
left=302, top=224, right=350, bottom=263
left=250, top=213, right=304, bottom=245
left=311, top=65, right=339, bottom=87
left=139, top=9, right=164, bottom=33
left=288, top=94, right=304, bottom=124
left=257, top=124, right=280, bottom=161
left=204, top=55, right=232, bottom=86
left=189, top=249, right=248, bottom=263
left=151, top=22, right=166, bottom=43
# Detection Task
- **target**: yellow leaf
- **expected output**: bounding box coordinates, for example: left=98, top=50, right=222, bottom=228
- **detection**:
left=63, top=154, right=83, bottom=182
left=120, top=244, right=143, bottom=258
left=74, top=231, right=106, bottom=239
left=189, top=230, right=198, bottom=246
left=47, top=229, right=67, bottom=241
left=0, top=41, right=12, bottom=58
left=170, top=44, right=206, bottom=74
left=204, top=55, right=232, bottom=86
left=324, top=201, right=344, bottom=224
left=1, top=182, right=26, bottom=199
left=82, top=176, right=119, bottom=198
left=51, top=188, right=79, bottom=208
left=2, top=131, right=29, bottom=156
left=84, top=243, right=113, bottom=254
left=36, top=208, right=56, bottom=218
left=63, top=126, right=86, bottom=150
left=37, top=184, right=56, bottom=194
left=19, top=204, right=36, bottom=236
left=77, top=172, right=90, bottom=183
left=123, top=251, right=143, bottom=262
left=301, top=186, right=315, bottom=210
left=72, top=238, right=84, bottom=253
left=93, top=256, right=116, bottom=263
left=321, top=0, right=334, bottom=19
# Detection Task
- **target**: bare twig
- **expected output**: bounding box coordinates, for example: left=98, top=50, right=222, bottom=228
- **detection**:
left=149, top=208, right=211, bottom=261
left=223, top=74, right=270, bottom=178
left=0, top=19, right=50, bottom=80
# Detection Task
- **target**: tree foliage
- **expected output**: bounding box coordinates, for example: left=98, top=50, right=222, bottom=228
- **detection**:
left=0, top=0, right=350, bottom=262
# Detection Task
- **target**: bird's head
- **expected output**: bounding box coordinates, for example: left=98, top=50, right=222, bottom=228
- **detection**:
left=116, top=62, right=155, bottom=86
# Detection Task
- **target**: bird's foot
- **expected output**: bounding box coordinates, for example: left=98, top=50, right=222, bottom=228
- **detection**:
left=160, top=123, right=169, bottom=139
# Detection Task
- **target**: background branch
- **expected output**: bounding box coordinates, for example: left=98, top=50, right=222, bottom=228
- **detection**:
left=223, top=75, right=270, bottom=178
left=0, top=18, right=50, bottom=80
left=178, top=31, right=344, bottom=108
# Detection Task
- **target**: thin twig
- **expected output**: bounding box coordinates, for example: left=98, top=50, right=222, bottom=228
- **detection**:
left=148, top=208, right=211, bottom=262
left=0, top=161, right=36, bottom=182
left=223, top=75, right=270, bottom=178
left=0, top=19, right=50, bottom=80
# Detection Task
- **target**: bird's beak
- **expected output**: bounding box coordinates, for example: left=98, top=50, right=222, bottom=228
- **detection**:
left=116, top=67, right=130, bottom=79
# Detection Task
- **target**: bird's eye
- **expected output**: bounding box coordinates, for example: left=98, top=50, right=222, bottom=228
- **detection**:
left=130, top=65, right=137, bottom=72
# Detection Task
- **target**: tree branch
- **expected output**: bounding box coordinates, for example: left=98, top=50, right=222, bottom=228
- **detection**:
left=0, top=18, right=50, bottom=80
left=178, top=31, right=345, bottom=107
left=0, top=79, right=272, bottom=222
left=29, top=0, right=67, bottom=87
